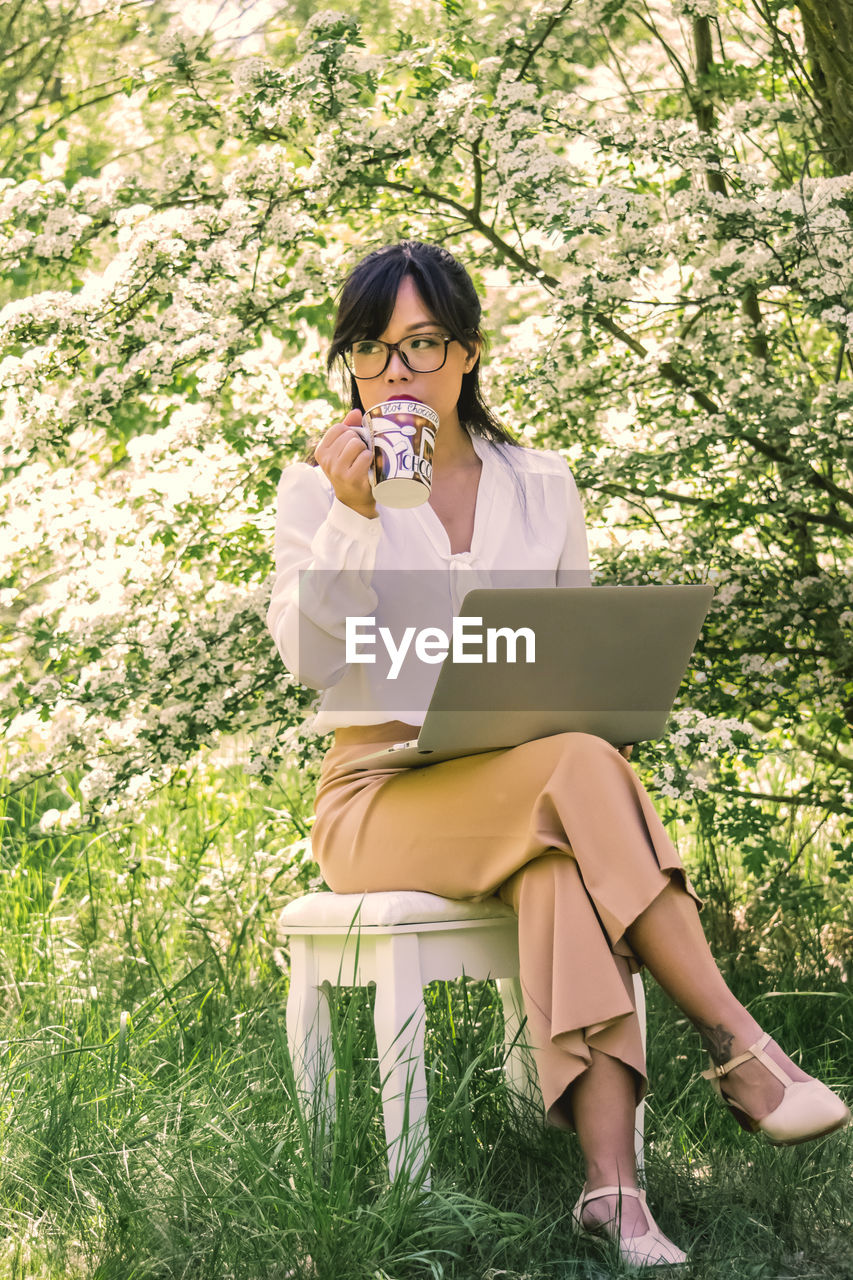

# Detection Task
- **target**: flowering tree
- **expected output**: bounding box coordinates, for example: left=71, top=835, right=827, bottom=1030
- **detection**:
left=2, top=1, right=851, bottom=889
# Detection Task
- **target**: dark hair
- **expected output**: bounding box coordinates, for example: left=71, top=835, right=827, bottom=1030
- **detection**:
left=305, top=240, right=519, bottom=462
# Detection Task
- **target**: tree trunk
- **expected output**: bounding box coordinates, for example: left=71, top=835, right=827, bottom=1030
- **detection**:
left=693, top=17, right=769, bottom=362
left=796, top=1, right=853, bottom=174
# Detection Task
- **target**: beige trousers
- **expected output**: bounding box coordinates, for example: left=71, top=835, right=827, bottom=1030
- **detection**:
left=311, top=725, right=702, bottom=1129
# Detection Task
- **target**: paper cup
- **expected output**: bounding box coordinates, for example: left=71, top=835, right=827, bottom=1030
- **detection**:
left=361, top=398, right=439, bottom=508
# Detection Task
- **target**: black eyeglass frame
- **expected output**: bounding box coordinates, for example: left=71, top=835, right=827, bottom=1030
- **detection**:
left=341, top=333, right=457, bottom=379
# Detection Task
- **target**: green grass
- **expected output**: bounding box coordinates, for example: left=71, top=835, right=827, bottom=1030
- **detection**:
left=0, top=754, right=851, bottom=1279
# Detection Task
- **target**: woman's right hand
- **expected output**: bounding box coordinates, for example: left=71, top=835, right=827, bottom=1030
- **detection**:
left=313, top=409, right=377, bottom=519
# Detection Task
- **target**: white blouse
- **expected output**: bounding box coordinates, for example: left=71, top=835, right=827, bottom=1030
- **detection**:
left=266, top=430, right=590, bottom=733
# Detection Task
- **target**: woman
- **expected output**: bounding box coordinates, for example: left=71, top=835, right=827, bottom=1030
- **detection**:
left=267, top=240, right=849, bottom=1267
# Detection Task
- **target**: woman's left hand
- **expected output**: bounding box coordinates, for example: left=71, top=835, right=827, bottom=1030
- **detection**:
left=618, top=744, right=634, bottom=760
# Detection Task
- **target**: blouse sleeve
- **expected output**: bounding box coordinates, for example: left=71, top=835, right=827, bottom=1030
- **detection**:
left=556, top=461, right=592, bottom=585
left=265, top=461, right=382, bottom=690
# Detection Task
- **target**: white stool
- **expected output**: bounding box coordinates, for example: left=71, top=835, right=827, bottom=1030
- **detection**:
left=279, top=889, right=646, bottom=1184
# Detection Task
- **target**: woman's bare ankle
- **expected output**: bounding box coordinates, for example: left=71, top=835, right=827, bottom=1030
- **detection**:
left=697, top=1022, right=812, bottom=1120
left=694, top=1015, right=763, bottom=1067
left=583, top=1156, right=638, bottom=1192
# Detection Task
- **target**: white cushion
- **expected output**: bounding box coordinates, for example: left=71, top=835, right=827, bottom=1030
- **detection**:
left=279, top=889, right=515, bottom=929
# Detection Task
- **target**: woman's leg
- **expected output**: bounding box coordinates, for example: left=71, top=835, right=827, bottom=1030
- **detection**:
left=570, top=1048, right=651, bottom=1236
left=568, top=877, right=816, bottom=1245
left=625, top=879, right=809, bottom=1118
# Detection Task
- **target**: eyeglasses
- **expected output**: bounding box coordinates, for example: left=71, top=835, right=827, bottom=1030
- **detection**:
left=342, top=332, right=456, bottom=379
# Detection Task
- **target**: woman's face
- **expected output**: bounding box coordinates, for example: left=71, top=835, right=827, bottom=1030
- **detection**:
left=352, top=275, right=480, bottom=431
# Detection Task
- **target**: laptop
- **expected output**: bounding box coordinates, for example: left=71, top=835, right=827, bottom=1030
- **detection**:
left=345, top=584, right=714, bottom=770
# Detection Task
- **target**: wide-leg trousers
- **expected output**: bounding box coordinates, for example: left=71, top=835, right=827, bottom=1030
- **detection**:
left=310, top=724, right=702, bottom=1129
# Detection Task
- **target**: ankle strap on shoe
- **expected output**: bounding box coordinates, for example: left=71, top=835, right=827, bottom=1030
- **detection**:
left=582, top=1185, right=645, bottom=1203
left=701, top=1030, right=772, bottom=1080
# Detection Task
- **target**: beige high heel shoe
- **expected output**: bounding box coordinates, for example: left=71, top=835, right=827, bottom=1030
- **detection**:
left=571, top=1185, right=688, bottom=1268
left=702, top=1031, right=851, bottom=1145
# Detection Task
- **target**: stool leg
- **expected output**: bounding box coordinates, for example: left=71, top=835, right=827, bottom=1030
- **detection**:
left=372, top=934, right=430, bottom=1185
left=497, top=977, right=540, bottom=1108
left=286, top=937, right=334, bottom=1122
left=632, top=970, right=646, bottom=1173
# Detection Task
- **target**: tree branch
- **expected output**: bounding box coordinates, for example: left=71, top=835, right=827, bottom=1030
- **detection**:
left=515, top=1, right=576, bottom=82
left=637, top=2, right=694, bottom=93
left=371, top=175, right=853, bottom=510
left=692, top=15, right=771, bottom=363
left=724, top=787, right=852, bottom=810
left=592, top=480, right=853, bottom=533
left=731, top=427, right=853, bottom=510
left=471, top=136, right=483, bottom=220
left=748, top=710, right=853, bottom=775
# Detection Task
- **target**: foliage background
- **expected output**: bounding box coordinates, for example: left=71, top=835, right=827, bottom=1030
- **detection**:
left=3, top=0, right=852, bottom=854
left=1, top=0, right=851, bottom=934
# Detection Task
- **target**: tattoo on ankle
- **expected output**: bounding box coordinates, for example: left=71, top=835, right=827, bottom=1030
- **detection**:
left=697, top=1022, right=736, bottom=1065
